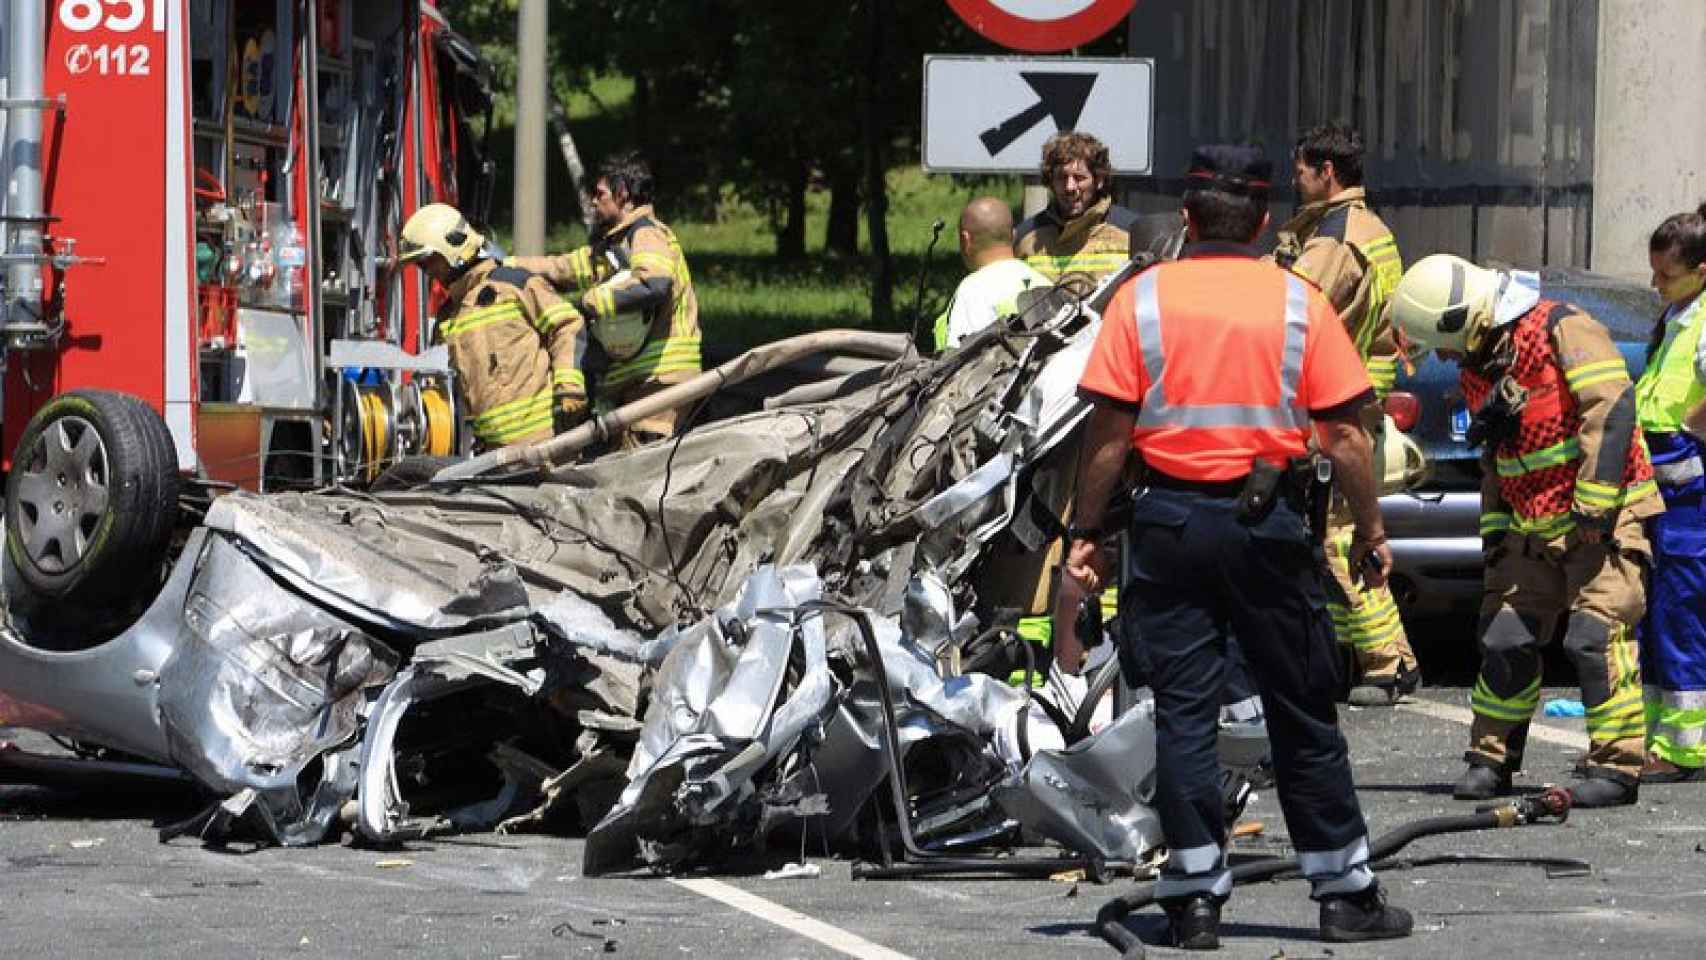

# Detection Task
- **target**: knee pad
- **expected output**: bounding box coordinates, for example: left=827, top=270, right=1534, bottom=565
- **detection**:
left=1562, top=611, right=1614, bottom=705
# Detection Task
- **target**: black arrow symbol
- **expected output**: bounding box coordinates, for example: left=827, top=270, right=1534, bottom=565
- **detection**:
left=979, top=72, right=1099, bottom=157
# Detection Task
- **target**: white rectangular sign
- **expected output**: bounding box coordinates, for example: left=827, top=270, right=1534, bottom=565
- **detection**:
left=922, top=56, right=1153, bottom=175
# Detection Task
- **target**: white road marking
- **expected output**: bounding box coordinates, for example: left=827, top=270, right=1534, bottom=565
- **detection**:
left=669, top=877, right=918, bottom=960
left=1397, top=698, right=1589, bottom=750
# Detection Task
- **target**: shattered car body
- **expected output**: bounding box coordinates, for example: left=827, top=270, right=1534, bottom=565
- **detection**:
left=0, top=261, right=1268, bottom=872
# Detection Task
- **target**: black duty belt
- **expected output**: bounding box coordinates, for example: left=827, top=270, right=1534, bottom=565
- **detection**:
left=1142, top=470, right=1247, bottom=498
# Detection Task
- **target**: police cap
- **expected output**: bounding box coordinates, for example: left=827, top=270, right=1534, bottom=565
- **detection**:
left=1186, top=144, right=1272, bottom=197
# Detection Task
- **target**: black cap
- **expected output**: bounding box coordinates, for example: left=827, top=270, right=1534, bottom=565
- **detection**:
left=1186, top=144, right=1273, bottom=196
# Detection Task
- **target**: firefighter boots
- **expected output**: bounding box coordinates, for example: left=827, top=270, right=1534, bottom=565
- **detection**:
left=1453, top=761, right=1513, bottom=800
left=1569, top=774, right=1638, bottom=808
left=1319, top=884, right=1414, bottom=942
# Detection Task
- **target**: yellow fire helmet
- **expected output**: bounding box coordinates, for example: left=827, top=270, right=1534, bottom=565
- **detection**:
left=1389, top=253, right=1502, bottom=364
left=398, top=203, right=485, bottom=270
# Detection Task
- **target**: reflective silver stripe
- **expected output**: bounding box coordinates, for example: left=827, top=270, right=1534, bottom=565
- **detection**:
left=1169, top=842, right=1228, bottom=874
left=1648, top=688, right=1706, bottom=710
left=1220, top=695, right=1265, bottom=723
left=1132, top=270, right=1311, bottom=430
left=1654, top=454, right=1705, bottom=487
left=1311, top=863, right=1375, bottom=898
left=1297, top=836, right=1371, bottom=881
left=1156, top=870, right=1233, bottom=900
left=1155, top=842, right=1232, bottom=900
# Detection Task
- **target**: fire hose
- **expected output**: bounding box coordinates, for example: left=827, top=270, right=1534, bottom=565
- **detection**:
left=1094, top=786, right=1575, bottom=958
left=430, top=329, right=915, bottom=483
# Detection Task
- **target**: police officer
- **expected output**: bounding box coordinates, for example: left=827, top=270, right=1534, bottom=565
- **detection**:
left=1392, top=254, right=1659, bottom=808
left=1274, top=124, right=1420, bottom=706
left=398, top=203, right=588, bottom=449
left=509, top=152, right=700, bottom=449
left=1067, top=145, right=1412, bottom=948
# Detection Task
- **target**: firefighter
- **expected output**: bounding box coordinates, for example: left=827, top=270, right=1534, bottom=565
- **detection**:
left=398, top=203, right=588, bottom=449
left=1273, top=124, right=1420, bottom=707
left=1014, top=131, right=1141, bottom=286
left=1391, top=253, right=1660, bottom=808
left=932, top=196, right=1049, bottom=352
left=509, top=152, right=700, bottom=449
left=1067, top=144, right=1412, bottom=948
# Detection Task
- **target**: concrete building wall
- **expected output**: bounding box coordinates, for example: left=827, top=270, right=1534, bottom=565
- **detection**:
left=1120, top=0, right=1598, bottom=270
left=1591, top=1, right=1706, bottom=280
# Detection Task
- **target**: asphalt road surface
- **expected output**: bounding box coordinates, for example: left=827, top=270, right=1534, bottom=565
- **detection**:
left=5, top=682, right=1706, bottom=959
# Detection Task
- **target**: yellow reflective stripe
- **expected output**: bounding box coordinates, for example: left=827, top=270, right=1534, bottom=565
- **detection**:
left=537, top=302, right=580, bottom=334
left=605, top=335, right=702, bottom=389
left=589, top=285, right=619, bottom=321
left=1480, top=512, right=1513, bottom=535
left=552, top=368, right=586, bottom=392
left=1564, top=359, right=1627, bottom=391
left=1575, top=477, right=1657, bottom=511
left=1362, top=235, right=1398, bottom=256
left=1472, top=675, right=1541, bottom=721
left=567, top=248, right=596, bottom=286
left=1511, top=511, right=1575, bottom=539
left=1496, top=437, right=1580, bottom=476
left=1009, top=615, right=1052, bottom=686
left=1365, top=356, right=1397, bottom=393
left=1574, top=478, right=1622, bottom=509
left=478, top=409, right=554, bottom=444
left=472, top=388, right=554, bottom=432
left=443, top=301, right=523, bottom=338
left=1024, top=252, right=1128, bottom=278
left=630, top=250, right=674, bottom=273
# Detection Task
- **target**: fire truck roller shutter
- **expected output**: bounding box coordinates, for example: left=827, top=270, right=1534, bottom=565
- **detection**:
left=4, top=390, right=181, bottom=613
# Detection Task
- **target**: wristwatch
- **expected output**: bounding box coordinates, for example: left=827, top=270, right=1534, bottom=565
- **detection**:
left=1066, top=524, right=1103, bottom=541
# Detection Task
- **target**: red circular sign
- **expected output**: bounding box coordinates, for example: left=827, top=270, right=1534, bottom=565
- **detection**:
left=946, top=0, right=1137, bottom=53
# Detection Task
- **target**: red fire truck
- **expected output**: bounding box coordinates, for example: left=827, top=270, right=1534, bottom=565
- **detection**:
left=0, top=0, right=490, bottom=621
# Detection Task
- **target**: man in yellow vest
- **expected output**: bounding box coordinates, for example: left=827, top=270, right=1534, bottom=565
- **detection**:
left=510, top=152, right=701, bottom=449
left=1274, top=124, right=1419, bottom=706
left=933, top=196, right=1049, bottom=352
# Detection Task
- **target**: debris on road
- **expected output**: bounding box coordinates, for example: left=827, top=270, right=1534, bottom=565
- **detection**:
left=0, top=265, right=1270, bottom=878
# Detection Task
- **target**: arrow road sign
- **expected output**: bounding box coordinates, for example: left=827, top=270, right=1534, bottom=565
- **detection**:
left=979, top=72, right=1098, bottom=156
left=923, top=56, right=1153, bottom=175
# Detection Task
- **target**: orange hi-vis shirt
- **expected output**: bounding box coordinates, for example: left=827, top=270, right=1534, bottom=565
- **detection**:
left=1078, top=243, right=1372, bottom=482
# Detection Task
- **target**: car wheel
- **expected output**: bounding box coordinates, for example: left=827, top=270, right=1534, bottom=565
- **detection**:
left=5, top=389, right=180, bottom=603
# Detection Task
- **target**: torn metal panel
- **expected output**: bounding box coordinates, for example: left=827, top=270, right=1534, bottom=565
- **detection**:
left=990, top=700, right=1165, bottom=864
left=156, top=534, right=397, bottom=845
left=585, top=566, right=835, bottom=875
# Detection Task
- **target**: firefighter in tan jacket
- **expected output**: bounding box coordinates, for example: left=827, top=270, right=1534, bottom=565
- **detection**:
left=1394, top=254, right=1661, bottom=809
left=399, top=203, right=588, bottom=449
left=509, top=153, right=700, bottom=448
left=1273, top=125, right=1419, bottom=706
left=1013, top=131, right=1141, bottom=287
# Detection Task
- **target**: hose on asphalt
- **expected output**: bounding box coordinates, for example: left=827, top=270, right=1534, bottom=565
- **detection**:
left=1093, top=787, right=1574, bottom=958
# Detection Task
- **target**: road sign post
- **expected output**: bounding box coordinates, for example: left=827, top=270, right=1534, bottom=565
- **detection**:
left=922, top=56, right=1153, bottom=175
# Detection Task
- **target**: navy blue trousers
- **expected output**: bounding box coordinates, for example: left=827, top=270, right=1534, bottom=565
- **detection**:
left=1119, top=487, right=1371, bottom=899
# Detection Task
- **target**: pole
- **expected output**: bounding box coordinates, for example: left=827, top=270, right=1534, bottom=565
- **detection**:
left=512, top=0, right=548, bottom=255
left=3, top=0, right=49, bottom=345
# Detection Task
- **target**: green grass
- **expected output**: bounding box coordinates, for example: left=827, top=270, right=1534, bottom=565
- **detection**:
left=485, top=71, right=1029, bottom=350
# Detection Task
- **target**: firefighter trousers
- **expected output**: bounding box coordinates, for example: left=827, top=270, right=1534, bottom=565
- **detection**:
left=1120, top=487, right=1373, bottom=902
left=1470, top=516, right=1649, bottom=781
left=1324, top=492, right=1418, bottom=684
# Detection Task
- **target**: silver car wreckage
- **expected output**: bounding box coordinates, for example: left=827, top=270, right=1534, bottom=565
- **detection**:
left=0, top=261, right=1269, bottom=877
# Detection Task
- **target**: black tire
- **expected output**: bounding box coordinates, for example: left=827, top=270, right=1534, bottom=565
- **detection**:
left=5, top=389, right=180, bottom=603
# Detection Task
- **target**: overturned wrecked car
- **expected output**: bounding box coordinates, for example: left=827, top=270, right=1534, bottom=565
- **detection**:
left=0, top=263, right=1268, bottom=876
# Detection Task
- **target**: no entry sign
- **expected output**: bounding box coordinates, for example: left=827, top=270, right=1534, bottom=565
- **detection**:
left=946, top=0, right=1137, bottom=53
